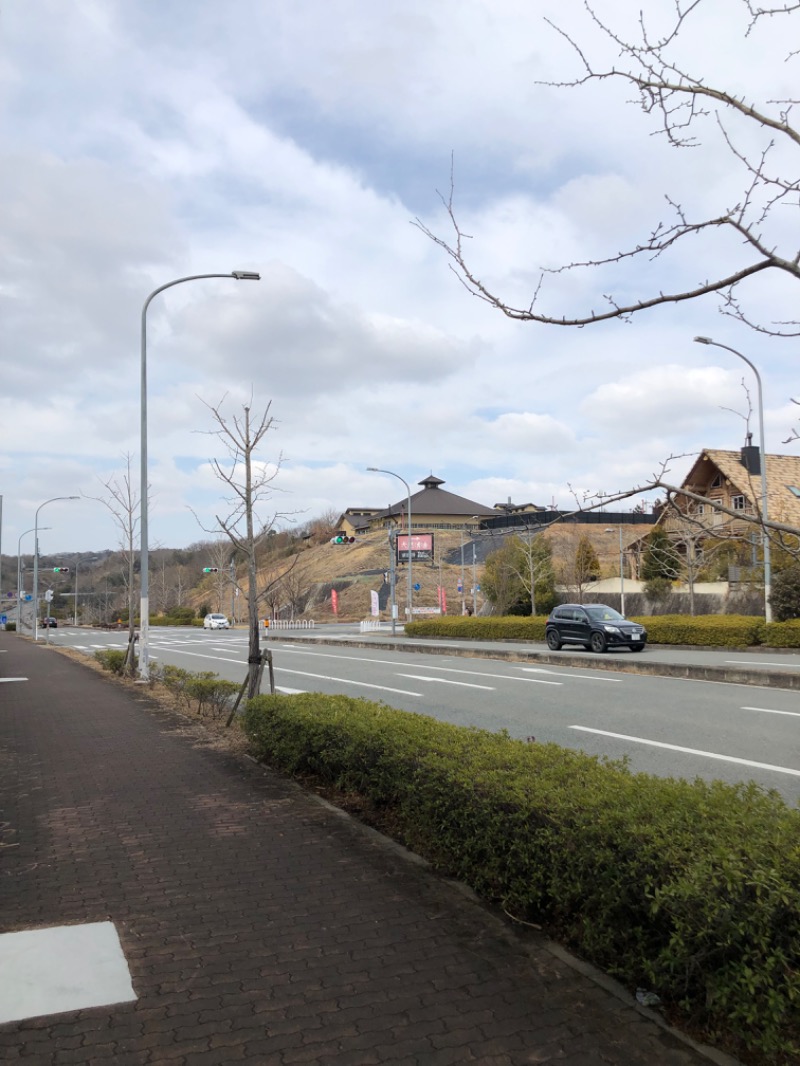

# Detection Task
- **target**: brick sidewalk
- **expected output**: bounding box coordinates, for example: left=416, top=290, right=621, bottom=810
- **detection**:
left=0, top=634, right=728, bottom=1065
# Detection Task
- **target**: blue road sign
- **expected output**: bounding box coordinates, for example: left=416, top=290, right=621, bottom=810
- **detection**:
left=413, top=583, right=421, bottom=591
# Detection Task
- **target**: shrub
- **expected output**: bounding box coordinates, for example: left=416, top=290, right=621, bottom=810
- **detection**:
left=184, top=676, right=240, bottom=718
left=93, top=649, right=133, bottom=675
left=763, top=620, right=800, bottom=648
left=4, top=621, right=16, bottom=632
left=644, top=576, right=673, bottom=601
left=406, top=616, right=548, bottom=641
left=634, top=614, right=765, bottom=647
left=770, top=563, right=800, bottom=622
left=243, top=694, right=800, bottom=1060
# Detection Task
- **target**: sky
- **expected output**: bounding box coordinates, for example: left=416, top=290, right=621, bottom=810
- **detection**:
left=2, top=0, right=798, bottom=560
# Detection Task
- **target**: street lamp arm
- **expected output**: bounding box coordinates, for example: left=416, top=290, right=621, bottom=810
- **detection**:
left=692, top=334, right=771, bottom=622
left=366, top=467, right=413, bottom=624
left=139, top=270, right=260, bottom=681
left=32, top=497, right=79, bottom=641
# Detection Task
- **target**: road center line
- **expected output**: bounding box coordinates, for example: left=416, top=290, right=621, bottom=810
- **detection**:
left=570, top=726, right=800, bottom=777
left=742, top=706, right=800, bottom=718
left=396, top=674, right=495, bottom=691
left=0, top=678, right=28, bottom=683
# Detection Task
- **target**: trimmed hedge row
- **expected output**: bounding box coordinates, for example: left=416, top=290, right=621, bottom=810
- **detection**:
left=243, top=693, right=800, bottom=1061
left=406, top=613, right=800, bottom=648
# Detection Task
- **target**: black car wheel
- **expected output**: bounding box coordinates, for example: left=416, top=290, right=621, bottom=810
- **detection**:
left=546, top=629, right=562, bottom=650
left=590, top=632, right=607, bottom=653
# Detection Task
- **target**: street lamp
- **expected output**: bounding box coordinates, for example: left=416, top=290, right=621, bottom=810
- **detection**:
left=139, top=271, right=261, bottom=681
left=605, top=526, right=625, bottom=616
left=33, top=497, right=79, bottom=641
left=17, top=526, right=49, bottom=633
left=367, top=468, right=412, bottom=624
left=471, top=516, right=479, bottom=615
left=694, top=336, right=772, bottom=622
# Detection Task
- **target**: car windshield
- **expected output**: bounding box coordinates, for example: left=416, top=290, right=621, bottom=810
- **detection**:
left=585, top=606, right=625, bottom=622
left=210, top=615, right=226, bottom=620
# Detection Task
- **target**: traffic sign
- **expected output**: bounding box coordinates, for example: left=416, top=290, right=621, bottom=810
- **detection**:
left=0, top=615, right=6, bottom=625
left=413, top=583, right=421, bottom=591
left=45, top=589, right=54, bottom=602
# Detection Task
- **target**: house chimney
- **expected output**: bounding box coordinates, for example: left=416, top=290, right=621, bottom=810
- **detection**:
left=740, top=432, right=761, bottom=475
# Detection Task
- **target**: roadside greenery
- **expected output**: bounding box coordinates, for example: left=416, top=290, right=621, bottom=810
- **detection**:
left=406, top=614, right=800, bottom=648
left=771, top=564, right=800, bottom=622
left=243, top=693, right=800, bottom=1062
left=92, top=653, right=240, bottom=718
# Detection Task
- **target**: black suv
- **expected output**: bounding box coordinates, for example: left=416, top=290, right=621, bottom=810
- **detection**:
left=545, top=604, right=647, bottom=653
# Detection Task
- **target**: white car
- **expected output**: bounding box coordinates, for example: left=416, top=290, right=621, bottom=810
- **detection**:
left=203, top=613, right=230, bottom=630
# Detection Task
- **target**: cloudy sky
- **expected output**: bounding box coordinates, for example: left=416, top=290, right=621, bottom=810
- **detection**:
left=2, top=0, right=798, bottom=559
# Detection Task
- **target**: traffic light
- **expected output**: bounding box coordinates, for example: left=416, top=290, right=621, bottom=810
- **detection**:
left=330, top=534, right=355, bottom=544
left=202, top=567, right=219, bottom=573
left=52, top=567, right=70, bottom=573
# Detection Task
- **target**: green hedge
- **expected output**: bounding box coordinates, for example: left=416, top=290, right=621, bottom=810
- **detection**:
left=243, top=693, right=800, bottom=1062
left=406, top=616, right=548, bottom=641
left=632, top=614, right=766, bottom=647
left=764, top=620, right=800, bottom=648
left=407, top=613, right=800, bottom=649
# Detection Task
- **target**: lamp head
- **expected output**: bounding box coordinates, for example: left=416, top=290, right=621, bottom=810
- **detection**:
left=693, top=336, right=713, bottom=345
left=232, top=271, right=261, bottom=281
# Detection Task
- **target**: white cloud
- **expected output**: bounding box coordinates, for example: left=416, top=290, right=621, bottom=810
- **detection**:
left=1, top=0, right=797, bottom=554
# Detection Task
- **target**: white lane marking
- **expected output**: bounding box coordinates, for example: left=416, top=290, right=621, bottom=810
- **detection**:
left=276, top=686, right=305, bottom=695
left=519, top=667, right=621, bottom=683
left=274, top=647, right=562, bottom=684
left=571, top=726, right=800, bottom=777
left=0, top=678, right=27, bottom=683
left=157, top=650, right=245, bottom=666
left=276, top=667, right=421, bottom=697
left=726, top=660, right=800, bottom=669
left=743, top=705, right=800, bottom=718
left=396, top=674, right=495, bottom=690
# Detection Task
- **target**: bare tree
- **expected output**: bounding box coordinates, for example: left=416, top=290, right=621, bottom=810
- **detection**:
left=417, top=2, right=800, bottom=338
left=86, top=453, right=141, bottom=674
left=198, top=396, right=289, bottom=698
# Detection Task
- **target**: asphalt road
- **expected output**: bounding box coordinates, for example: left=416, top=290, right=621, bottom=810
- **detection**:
left=41, top=624, right=800, bottom=806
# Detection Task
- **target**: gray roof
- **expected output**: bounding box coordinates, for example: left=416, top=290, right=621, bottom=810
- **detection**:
left=372, top=475, right=496, bottom=521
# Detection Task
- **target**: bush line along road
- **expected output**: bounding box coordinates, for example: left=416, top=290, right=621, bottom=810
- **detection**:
left=47, top=622, right=800, bottom=805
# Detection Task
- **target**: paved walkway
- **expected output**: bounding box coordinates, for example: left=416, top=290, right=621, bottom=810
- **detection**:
left=0, top=634, right=731, bottom=1065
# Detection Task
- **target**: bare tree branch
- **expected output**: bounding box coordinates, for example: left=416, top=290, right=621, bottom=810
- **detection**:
left=415, top=1, right=800, bottom=337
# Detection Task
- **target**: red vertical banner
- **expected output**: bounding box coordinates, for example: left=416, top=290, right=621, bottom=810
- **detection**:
left=331, top=588, right=339, bottom=615
left=440, top=588, right=447, bottom=614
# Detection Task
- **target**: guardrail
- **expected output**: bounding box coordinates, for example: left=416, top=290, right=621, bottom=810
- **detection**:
left=265, top=619, right=316, bottom=630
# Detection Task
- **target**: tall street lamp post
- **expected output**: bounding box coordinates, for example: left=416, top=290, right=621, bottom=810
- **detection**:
left=139, top=271, right=260, bottom=681
left=367, top=468, right=412, bottom=624
left=605, top=526, right=625, bottom=616
left=694, top=336, right=772, bottom=622
left=33, top=497, right=79, bottom=641
left=18, top=526, right=49, bottom=633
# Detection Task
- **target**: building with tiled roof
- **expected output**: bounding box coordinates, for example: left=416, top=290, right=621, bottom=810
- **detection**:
left=673, top=446, right=800, bottom=534
left=367, top=475, right=497, bottom=533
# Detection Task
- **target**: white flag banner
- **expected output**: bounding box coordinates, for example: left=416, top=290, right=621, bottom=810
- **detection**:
left=370, top=589, right=380, bottom=616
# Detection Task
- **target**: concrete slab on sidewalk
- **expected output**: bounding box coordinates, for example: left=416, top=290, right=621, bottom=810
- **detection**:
left=0, top=922, right=136, bottom=1024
